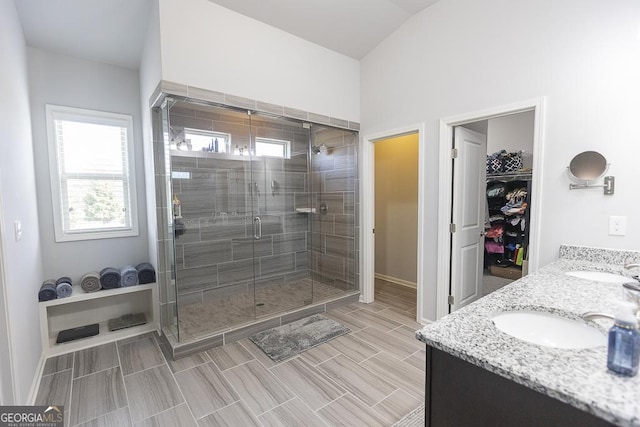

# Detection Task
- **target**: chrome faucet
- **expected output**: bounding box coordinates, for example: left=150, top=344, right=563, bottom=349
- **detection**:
left=625, top=263, right=640, bottom=270
left=583, top=282, right=640, bottom=322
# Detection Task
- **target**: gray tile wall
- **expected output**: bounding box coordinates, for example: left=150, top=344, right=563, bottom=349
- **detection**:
left=308, top=126, right=359, bottom=291
left=168, top=105, right=312, bottom=310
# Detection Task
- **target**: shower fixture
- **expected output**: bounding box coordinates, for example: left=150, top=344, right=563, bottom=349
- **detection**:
left=311, top=144, right=327, bottom=155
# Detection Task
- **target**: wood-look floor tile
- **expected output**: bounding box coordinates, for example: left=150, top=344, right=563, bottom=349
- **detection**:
left=325, top=311, right=368, bottom=332
left=43, top=353, right=74, bottom=376
left=404, top=349, right=426, bottom=372
left=124, top=365, right=185, bottom=423
left=377, top=307, right=422, bottom=329
left=223, top=360, right=293, bottom=415
left=330, top=303, right=361, bottom=314
left=354, top=327, right=418, bottom=359
left=206, top=342, right=254, bottom=371
left=373, top=389, right=422, bottom=424
left=174, top=362, right=239, bottom=419
left=70, top=367, right=127, bottom=425
left=75, top=406, right=132, bottom=427
left=160, top=344, right=210, bottom=374
left=327, top=334, right=379, bottom=363
left=349, top=309, right=402, bottom=332
left=35, top=369, right=72, bottom=406
left=258, top=398, right=326, bottom=427
left=317, top=393, right=388, bottom=427
left=134, top=403, right=196, bottom=427
left=388, top=325, right=425, bottom=352
left=197, top=401, right=260, bottom=427
left=361, top=351, right=425, bottom=399
left=271, top=358, right=345, bottom=411
left=74, top=343, right=119, bottom=378
left=357, top=300, right=391, bottom=313
left=298, top=342, right=340, bottom=366
left=317, top=355, right=396, bottom=406
left=238, top=339, right=281, bottom=369
left=117, top=332, right=158, bottom=347
left=119, top=337, right=166, bottom=376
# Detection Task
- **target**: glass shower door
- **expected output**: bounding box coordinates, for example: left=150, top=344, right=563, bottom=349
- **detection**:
left=249, top=113, right=313, bottom=318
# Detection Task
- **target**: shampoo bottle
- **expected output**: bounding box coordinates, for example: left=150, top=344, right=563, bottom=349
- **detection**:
left=607, top=301, right=640, bottom=376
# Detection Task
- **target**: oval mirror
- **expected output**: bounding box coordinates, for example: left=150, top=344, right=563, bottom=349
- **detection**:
left=568, top=151, right=608, bottom=182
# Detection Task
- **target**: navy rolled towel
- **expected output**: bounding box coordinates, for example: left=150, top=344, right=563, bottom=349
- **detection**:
left=136, top=262, right=156, bottom=284
left=38, top=279, right=57, bottom=302
left=100, top=267, right=121, bottom=289
left=56, top=278, right=73, bottom=298
left=120, top=265, right=138, bottom=287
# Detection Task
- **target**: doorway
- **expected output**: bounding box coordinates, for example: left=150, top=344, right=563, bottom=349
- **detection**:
left=436, top=98, right=546, bottom=319
left=361, top=123, right=426, bottom=324
left=373, top=134, right=419, bottom=315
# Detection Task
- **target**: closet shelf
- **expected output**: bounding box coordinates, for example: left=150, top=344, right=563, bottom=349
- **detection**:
left=487, top=172, right=532, bottom=182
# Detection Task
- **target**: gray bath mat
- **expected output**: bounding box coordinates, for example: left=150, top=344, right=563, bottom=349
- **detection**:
left=249, top=314, right=350, bottom=362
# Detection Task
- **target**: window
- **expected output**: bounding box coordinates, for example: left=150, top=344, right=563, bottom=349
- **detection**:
left=46, top=105, right=138, bottom=242
left=255, top=137, right=291, bottom=159
left=179, top=128, right=231, bottom=153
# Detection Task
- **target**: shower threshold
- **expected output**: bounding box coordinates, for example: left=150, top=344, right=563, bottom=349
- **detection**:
left=160, top=289, right=360, bottom=360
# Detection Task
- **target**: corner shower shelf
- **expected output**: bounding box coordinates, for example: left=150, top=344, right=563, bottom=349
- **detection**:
left=39, top=283, right=159, bottom=356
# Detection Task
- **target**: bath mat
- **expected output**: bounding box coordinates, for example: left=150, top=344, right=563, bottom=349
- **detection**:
left=393, top=403, right=425, bottom=427
left=249, top=314, right=350, bottom=362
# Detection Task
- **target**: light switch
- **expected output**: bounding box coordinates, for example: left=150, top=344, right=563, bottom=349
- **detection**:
left=14, top=220, right=22, bottom=241
left=609, top=216, right=627, bottom=236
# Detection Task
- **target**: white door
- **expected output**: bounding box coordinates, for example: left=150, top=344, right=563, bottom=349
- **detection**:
left=450, top=127, right=487, bottom=312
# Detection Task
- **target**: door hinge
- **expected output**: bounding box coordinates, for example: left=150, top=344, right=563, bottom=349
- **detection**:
left=448, top=295, right=455, bottom=305
left=451, top=148, right=458, bottom=159
left=372, top=228, right=375, bottom=234
left=449, top=223, right=456, bottom=233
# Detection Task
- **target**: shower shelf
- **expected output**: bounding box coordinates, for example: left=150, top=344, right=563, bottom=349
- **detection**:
left=295, top=207, right=316, bottom=214
left=39, top=283, right=158, bottom=356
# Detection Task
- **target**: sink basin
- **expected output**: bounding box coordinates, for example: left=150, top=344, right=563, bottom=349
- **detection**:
left=492, top=311, right=606, bottom=349
left=566, top=271, right=632, bottom=284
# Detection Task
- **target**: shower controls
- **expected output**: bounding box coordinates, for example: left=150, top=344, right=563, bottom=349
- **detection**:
left=319, top=202, right=328, bottom=215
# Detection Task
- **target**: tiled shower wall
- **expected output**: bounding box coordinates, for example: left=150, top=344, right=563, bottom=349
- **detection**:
left=309, top=126, right=359, bottom=291
left=168, top=104, right=314, bottom=310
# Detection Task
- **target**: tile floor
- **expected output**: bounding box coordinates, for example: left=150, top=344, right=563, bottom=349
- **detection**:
left=35, top=281, right=422, bottom=426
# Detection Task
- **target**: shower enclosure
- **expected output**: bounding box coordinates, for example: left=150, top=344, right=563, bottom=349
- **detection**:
left=153, top=97, right=359, bottom=353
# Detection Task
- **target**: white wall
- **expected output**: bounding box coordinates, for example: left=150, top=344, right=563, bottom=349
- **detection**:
left=27, top=48, right=149, bottom=283
left=158, top=0, right=360, bottom=122
left=361, top=0, right=640, bottom=320
left=487, top=111, right=534, bottom=160
left=0, top=0, right=44, bottom=403
left=139, top=0, right=162, bottom=269
left=375, top=134, right=419, bottom=284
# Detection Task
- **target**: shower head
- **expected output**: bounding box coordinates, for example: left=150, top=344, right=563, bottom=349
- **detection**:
left=311, top=144, right=326, bottom=155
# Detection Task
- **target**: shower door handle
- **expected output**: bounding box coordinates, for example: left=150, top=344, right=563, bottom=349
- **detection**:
left=254, top=216, right=262, bottom=240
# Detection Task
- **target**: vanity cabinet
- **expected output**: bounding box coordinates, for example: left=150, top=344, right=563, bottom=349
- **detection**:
left=39, top=283, right=159, bottom=356
left=424, top=346, right=614, bottom=427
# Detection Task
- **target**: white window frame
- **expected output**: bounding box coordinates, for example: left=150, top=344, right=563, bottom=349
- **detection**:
left=255, top=137, right=291, bottom=159
left=45, top=104, right=139, bottom=242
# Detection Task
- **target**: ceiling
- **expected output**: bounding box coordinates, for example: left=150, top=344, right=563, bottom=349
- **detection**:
left=14, top=0, right=153, bottom=70
left=14, top=0, right=438, bottom=70
left=207, top=0, right=440, bottom=59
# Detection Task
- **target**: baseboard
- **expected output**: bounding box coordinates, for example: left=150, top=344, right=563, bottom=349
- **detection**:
left=27, top=352, right=46, bottom=404
left=375, top=273, right=417, bottom=289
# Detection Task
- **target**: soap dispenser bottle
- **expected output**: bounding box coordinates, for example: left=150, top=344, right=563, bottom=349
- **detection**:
left=607, top=301, right=640, bottom=376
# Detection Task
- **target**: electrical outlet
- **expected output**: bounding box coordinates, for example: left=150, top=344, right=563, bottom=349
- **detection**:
left=14, top=220, right=22, bottom=241
left=609, top=216, right=627, bottom=236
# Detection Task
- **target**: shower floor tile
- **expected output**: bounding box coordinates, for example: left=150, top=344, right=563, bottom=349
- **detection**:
left=176, top=278, right=346, bottom=342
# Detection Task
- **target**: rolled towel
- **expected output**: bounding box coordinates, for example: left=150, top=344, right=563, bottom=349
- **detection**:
left=100, top=267, right=121, bottom=289
left=136, top=262, right=156, bottom=285
left=38, top=279, right=57, bottom=302
left=120, top=265, right=138, bottom=287
left=80, top=272, right=102, bottom=293
left=55, top=278, right=73, bottom=298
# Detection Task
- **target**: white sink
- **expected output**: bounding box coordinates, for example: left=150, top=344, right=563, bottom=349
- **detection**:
left=492, top=311, right=606, bottom=349
left=566, top=270, right=632, bottom=284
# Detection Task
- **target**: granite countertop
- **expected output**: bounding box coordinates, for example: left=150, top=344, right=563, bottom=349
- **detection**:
left=417, top=245, right=640, bottom=427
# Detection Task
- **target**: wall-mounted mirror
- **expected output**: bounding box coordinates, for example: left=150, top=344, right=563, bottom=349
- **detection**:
left=567, top=151, right=614, bottom=194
